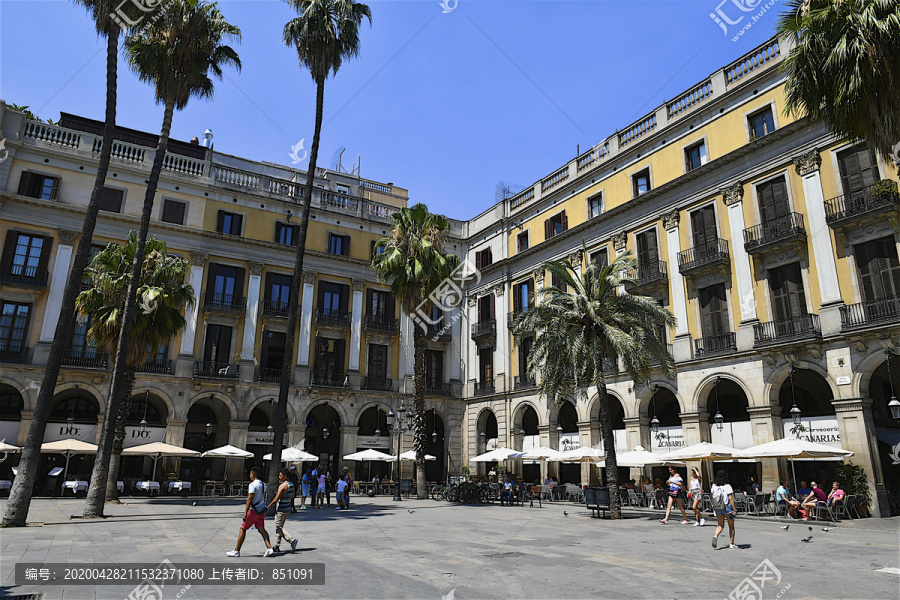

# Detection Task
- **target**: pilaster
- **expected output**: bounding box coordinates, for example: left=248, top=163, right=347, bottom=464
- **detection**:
left=832, top=397, right=889, bottom=517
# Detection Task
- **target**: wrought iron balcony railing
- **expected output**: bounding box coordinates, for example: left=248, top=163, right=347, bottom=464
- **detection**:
left=743, top=212, right=806, bottom=254
left=694, top=332, right=736, bottom=357
left=425, top=323, right=452, bottom=340
left=840, top=296, right=900, bottom=331
left=753, top=314, right=821, bottom=347
left=514, top=375, right=536, bottom=389
left=256, top=367, right=281, bottom=383
left=62, top=350, right=108, bottom=369
left=194, top=361, right=239, bottom=379
left=473, top=381, right=495, bottom=396
left=315, top=307, right=351, bottom=327
left=203, top=291, right=245, bottom=312
left=1, top=266, right=49, bottom=288
left=261, top=299, right=292, bottom=318
left=364, top=315, right=399, bottom=334
left=471, top=319, right=496, bottom=339
left=0, top=346, right=29, bottom=364
left=508, top=308, right=532, bottom=328
left=825, top=182, right=900, bottom=227
left=136, top=359, right=171, bottom=374
left=425, top=381, right=452, bottom=396
left=311, top=372, right=347, bottom=387
left=625, top=260, right=668, bottom=292
left=363, top=377, right=392, bottom=391
left=677, top=239, right=729, bottom=275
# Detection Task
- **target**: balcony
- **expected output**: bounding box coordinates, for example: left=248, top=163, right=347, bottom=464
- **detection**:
left=473, top=381, right=495, bottom=396
left=694, top=333, right=736, bottom=357
left=257, top=367, right=281, bottom=383
left=136, top=359, right=171, bottom=374
left=425, top=323, right=452, bottom=341
left=825, top=182, right=900, bottom=229
left=508, top=308, right=532, bottom=329
left=194, top=361, right=239, bottom=379
left=624, top=260, right=668, bottom=295
left=650, top=344, right=674, bottom=366
left=203, top=291, right=245, bottom=313
left=840, top=296, right=900, bottom=331
left=364, top=315, right=399, bottom=334
left=363, top=377, right=392, bottom=391
left=743, top=213, right=806, bottom=255
left=0, top=266, right=49, bottom=289
left=0, top=346, right=29, bottom=364
left=315, top=308, right=351, bottom=327
left=425, top=381, right=451, bottom=396
left=677, top=239, right=730, bottom=276
left=514, top=375, right=536, bottom=390
left=311, top=372, right=347, bottom=387
left=753, top=314, right=821, bottom=348
left=261, top=299, right=292, bottom=318
left=62, top=350, right=108, bottom=369
left=471, top=319, right=496, bottom=340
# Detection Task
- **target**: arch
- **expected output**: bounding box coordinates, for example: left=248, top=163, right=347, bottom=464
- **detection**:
left=557, top=401, right=578, bottom=433
left=867, top=354, right=900, bottom=427
left=304, top=402, right=343, bottom=473
left=0, top=383, right=25, bottom=420
left=765, top=361, right=839, bottom=408
left=183, top=392, right=237, bottom=422
left=511, top=400, right=542, bottom=432
left=131, top=386, right=175, bottom=422
left=858, top=349, right=897, bottom=400
left=775, top=367, right=835, bottom=419
left=245, top=395, right=297, bottom=424
left=357, top=405, right=390, bottom=437
left=49, top=388, right=101, bottom=424
left=475, top=408, right=499, bottom=452
left=645, top=386, right=681, bottom=427
left=125, top=393, right=168, bottom=426
left=248, top=405, right=272, bottom=431
left=424, top=408, right=446, bottom=481
left=305, top=399, right=350, bottom=427
left=636, top=380, right=684, bottom=419
left=588, top=392, right=626, bottom=430
left=0, top=377, right=29, bottom=411
left=52, top=381, right=106, bottom=416
left=693, top=374, right=754, bottom=415
left=548, top=397, right=577, bottom=428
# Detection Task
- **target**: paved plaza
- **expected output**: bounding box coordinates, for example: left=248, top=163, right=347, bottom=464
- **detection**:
left=1, top=494, right=898, bottom=600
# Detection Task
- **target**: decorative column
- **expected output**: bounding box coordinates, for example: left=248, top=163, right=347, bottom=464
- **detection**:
left=746, top=405, right=780, bottom=493
left=176, top=252, right=207, bottom=376
left=466, top=295, right=478, bottom=396
left=793, top=150, right=844, bottom=335
left=399, top=307, right=415, bottom=394
left=341, top=425, right=359, bottom=478
left=347, top=279, right=365, bottom=389
left=163, top=418, right=188, bottom=478
left=568, top=249, right=583, bottom=276
left=832, top=397, right=889, bottom=517
left=577, top=420, right=593, bottom=484
left=722, top=182, right=758, bottom=351
left=611, top=232, right=627, bottom=295
left=623, top=416, right=648, bottom=485
left=239, top=261, right=263, bottom=382
left=537, top=424, right=551, bottom=482
left=296, top=271, right=317, bottom=385
left=34, top=229, right=78, bottom=364
left=493, top=282, right=508, bottom=393
left=663, top=211, right=692, bottom=362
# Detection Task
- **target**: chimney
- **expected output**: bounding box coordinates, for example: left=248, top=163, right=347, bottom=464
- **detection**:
left=201, top=128, right=213, bottom=148
left=190, top=136, right=200, bottom=146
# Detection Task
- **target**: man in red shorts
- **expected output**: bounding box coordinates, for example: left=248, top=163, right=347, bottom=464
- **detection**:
left=227, top=467, right=274, bottom=557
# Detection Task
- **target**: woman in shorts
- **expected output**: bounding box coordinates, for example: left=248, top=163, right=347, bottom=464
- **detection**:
left=688, top=467, right=704, bottom=526
left=711, top=470, right=737, bottom=549
left=660, top=466, right=689, bottom=524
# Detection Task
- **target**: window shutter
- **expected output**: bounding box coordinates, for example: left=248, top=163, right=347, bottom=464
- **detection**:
left=366, top=289, right=374, bottom=315
left=475, top=251, right=482, bottom=271
left=37, top=235, right=53, bottom=275
left=335, top=339, right=346, bottom=372
left=387, top=294, right=395, bottom=318
left=699, top=287, right=714, bottom=338
left=343, top=235, right=350, bottom=256
left=771, top=178, right=790, bottom=220
left=233, top=214, right=243, bottom=236
left=1, top=232, right=18, bottom=275
left=785, top=264, right=807, bottom=319
left=317, top=282, right=326, bottom=309
left=855, top=241, right=881, bottom=302
left=370, top=240, right=376, bottom=258
left=513, top=283, right=522, bottom=313
left=879, top=237, right=900, bottom=299
left=49, top=177, right=60, bottom=201
left=218, top=326, right=233, bottom=364
left=339, top=284, right=350, bottom=312
left=691, top=209, right=706, bottom=248
left=17, top=172, right=32, bottom=196
left=234, top=269, right=245, bottom=301
left=216, top=211, right=226, bottom=233
left=561, top=210, right=568, bottom=232
left=710, top=284, right=728, bottom=336
left=544, top=219, right=551, bottom=239
left=489, top=293, right=495, bottom=321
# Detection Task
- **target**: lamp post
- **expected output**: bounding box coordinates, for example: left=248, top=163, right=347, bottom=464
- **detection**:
left=886, top=350, right=900, bottom=421
left=713, top=377, right=724, bottom=433
left=650, top=385, right=660, bottom=435
left=387, top=397, right=413, bottom=502
left=789, top=365, right=802, bottom=429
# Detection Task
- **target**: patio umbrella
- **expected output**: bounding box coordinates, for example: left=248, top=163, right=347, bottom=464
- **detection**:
left=597, top=445, right=683, bottom=468
left=40, top=439, right=99, bottom=481
left=659, top=442, right=749, bottom=491
left=343, top=449, right=394, bottom=461
left=470, top=447, right=522, bottom=462
left=0, top=441, right=21, bottom=453
left=739, top=438, right=854, bottom=496
left=549, top=447, right=604, bottom=463
left=200, top=444, right=254, bottom=483
left=517, top=447, right=566, bottom=461
left=122, top=442, right=200, bottom=480
left=389, top=450, right=437, bottom=461
left=263, top=447, right=318, bottom=462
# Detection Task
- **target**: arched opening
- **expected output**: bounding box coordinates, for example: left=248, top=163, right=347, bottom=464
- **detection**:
left=305, top=403, right=341, bottom=476
left=516, top=404, right=541, bottom=484
left=705, top=378, right=759, bottom=491
left=0, top=384, right=23, bottom=480
left=778, top=368, right=839, bottom=487
left=870, top=356, right=900, bottom=496
left=556, top=401, right=580, bottom=484
left=595, top=395, right=628, bottom=487
left=354, top=406, right=391, bottom=481
left=119, top=393, right=169, bottom=481
left=425, top=409, right=446, bottom=482
left=246, top=403, right=276, bottom=477
left=649, top=387, right=683, bottom=485
left=182, top=397, right=231, bottom=484
left=475, top=409, right=498, bottom=475
left=41, top=390, right=101, bottom=491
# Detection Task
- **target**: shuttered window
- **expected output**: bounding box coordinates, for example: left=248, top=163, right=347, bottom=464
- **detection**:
left=544, top=211, right=568, bottom=240
left=367, top=344, right=388, bottom=380
left=591, top=248, right=609, bottom=269
left=632, top=168, right=651, bottom=196
left=475, top=248, right=492, bottom=270
left=0, top=301, right=30, bottom=355
left=478, top=294, right=494, bottom=324
left=636, top=229, right=659, bottom=266
left=768, top=263, right=807, bottom=322
left=699, top=284, right=729, bottom=338
left=275, top=222, right=300, bottom=246
left=328, top=233, right=350, bottom=256
left=18, top=172, right=60, bottom=200
left=203, top=324, right=233, bottom=365
left=854, top=236, right=900, bottom=302
left=161, top=199, right=187, bottom=225
left=367, top=289, right=394, bottom=318
left=318, top=282, right=349, bottom=313
left=426, top=349, right=443, bottom=386
left=99, top=187, right=124, bottom=213
left=513, top=279, right=534, bottom=313
left=216, top=210, right=243, bottom=235
left=837, top=144, right=880, bottom=195
left=690, top=205, right=718, bottom=249
left=2, top=231, right=52, bottom=280
left=756, top=177, right=791, bottom=224
left=207, top=264, right=244, bottom=301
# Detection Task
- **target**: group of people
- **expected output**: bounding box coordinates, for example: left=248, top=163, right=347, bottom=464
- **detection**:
left=776, top=480, right=845, bottom=520
left=658, top=466, right=737, bottom=549
left=226, top=464, right=354, bottom=557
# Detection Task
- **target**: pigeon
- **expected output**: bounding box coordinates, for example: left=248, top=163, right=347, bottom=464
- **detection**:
left=809, top=526, right=813, bottom=531
left=801, top=536, right=812, bottom=542
left=407, top=510, right=415, bottom=514
left=822, top=527, right=831, bottom=532
left=780, top=525, right=790, bottom=530
left=563, top=511, right=569, bottom=516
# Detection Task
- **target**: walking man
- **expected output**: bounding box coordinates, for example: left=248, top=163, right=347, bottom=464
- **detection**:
left=287, top=466, right=300, bottom=513
left=226, top=467, right=274, bottom=557
left=267, top=469, right=298, bottom=553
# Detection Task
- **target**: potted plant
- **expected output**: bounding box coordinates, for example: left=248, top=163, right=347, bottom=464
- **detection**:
left=871, top=179, right=899, bottom=205
left=460, top=465, right=471, bottom=483
left=833, top=462, right=872, bottom=517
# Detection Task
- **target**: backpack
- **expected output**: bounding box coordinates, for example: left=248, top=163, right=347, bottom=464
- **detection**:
left=711, top=486, right=726, bottom=510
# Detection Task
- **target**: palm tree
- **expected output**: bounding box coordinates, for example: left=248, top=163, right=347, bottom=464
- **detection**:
left=372, top=204, right=460, bottom=499
left=2, top=0, right=125, bottom=529
left=81, top=0, right=240, bottom=518
left=513, top=250, right=674, bottom=519
left=267, top=0, right=371, bottom=491
left=778, top=0, right=900, bottom=158
left=77, top=234, right=194, bottom=503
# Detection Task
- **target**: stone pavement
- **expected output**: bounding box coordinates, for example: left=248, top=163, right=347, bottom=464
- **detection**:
left=1, top=494, right=898, bottom=600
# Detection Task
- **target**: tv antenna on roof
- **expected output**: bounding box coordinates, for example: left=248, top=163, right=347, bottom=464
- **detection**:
left=331, top=147, right=346, bottom=172
left=495, top=180, right=526, bottom=203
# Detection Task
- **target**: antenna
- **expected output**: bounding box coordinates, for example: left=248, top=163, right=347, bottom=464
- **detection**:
left=495, top=180, right=526, bottom=204
left=331, top=147, right=346, bottom=172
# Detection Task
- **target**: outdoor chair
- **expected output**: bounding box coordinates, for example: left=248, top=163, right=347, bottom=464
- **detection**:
left=833, top=496, right=853, bottom=521
left=701, top=492, right=713, bottom=514
left=626, top=488, right=642, bottom=507
left=653, top=490, right=667, bottom=509
left=399, top=479, right=412, bottom=498
left=202, top=481, right=217, bottom=497
left=848, top=494, right=864, bottom=519
left=565, top=483, right=583, bottom=503
left=810, top=500, right=835, bottom=522
left=526, top=485, right=542, bottom=508
left=733, top=492, right=748, bottom=513
left=761, top=493, right=774, bottom=516
left=540, top=485, right=553, bottom=501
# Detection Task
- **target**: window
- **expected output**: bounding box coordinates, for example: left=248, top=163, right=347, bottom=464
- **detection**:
left=512, top=278, right=534, bottom=315
left=632, top=168, right=651, bottom=196
left=314, top=337, right=346, bottom=379
left=275, top=222, right=300, bottom=246
left=17, top=172, right=59, bottom=200
left=425, top=350, right=444, bottom=387
left=636, top=229, right=659, bottom=266
left=551, top=271, right=567, bottom=294
left=768, top=263, right=807, bottom=322
left=690, top=205, right=718, bottom=249
left=336, top=184, right=351, bottom=195
left=216, top=210, right=243, bottom=236
left=588, top=193, right=603, bottom=218
left=161, top=199, right=187, bottom=225
left=260, top=330, right=286, bottom=370
left=699, top=284, right=729, bottom=340
left=318, top=281, right=349, bottom=315
left=854, top=236, right=900, bottom=302
left=684, top=142, right=707, bottom=172
left=144, top=343, right=168, bottom=367
left=475, top=248, right=492, bottom=270
left=99, top=187, right=124, bottom=213
left=591, top=247, right=609, bottom=269
left=367, top=344, right=388, bottom=381
left=756, top=177, right=791, bottom=224
left=367, top=289, right=394, bottom=318
left=69, top=313, right=99, bottom=359
left=477, top=294, right=494, bottom=324
left=1, top=231, right=51, bottom=282
left=517, top=231, right=529, bottom=253
left=370, top=240, right=386, bottom=258
left=264, top=272, right=292, bottom=313
left=207, top=264, right=244, bottom=305
left=479, top=347, right=493, bottom=385
left=837, top=144, right=880, bottom=195
left=748, top=107, right=775, bottom=141
left=544, top=211, right=568, bottom=240
left=203, top=324, right=233, bottom=366
left=328, top=232, right=350, bottom=256
left=518, top=335, right=533, bottom=379
left=0, top=301, right=30, bottom=359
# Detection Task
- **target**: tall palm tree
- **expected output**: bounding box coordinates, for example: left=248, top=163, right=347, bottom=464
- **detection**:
left=372, top=204, right=460, bottom=499
left=77, top=235, right=194, bottom=504
left=268, top=0, right=371, bottom=492
left=82, top=0, right=240, bottom=518
left=513, top=250, right=674, bottom=519
left=2, top=0, right=124, bottom=529
left=778, top=0, right=900, bottom=158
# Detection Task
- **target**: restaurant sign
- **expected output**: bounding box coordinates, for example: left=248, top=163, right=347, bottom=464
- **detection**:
left=123, top=426, right=166, bottom=448
left=356, top=435, right=390, bottom=449
left=710, top=421, right=754, bottom=450
left=559, top=433, right=580, bottom=452
left=43, top=422, right=98, bottom=443
left=247, top=431, right=285, bottom=446
left=486, top=437, right=498, bottom=451
left=782, top=416, right=842, bottom=448
left=650, top=426, right=685, bottom=452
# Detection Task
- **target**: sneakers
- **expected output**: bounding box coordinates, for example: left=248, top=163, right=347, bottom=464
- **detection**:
left=681, top=520, right=689, bottom=525
left=712, top=536, right=718, bottom=548
left=693, top=521, right=700, bottom=526
left=272, top=546, right=281, bottom=553
left=659, top=519, right=668, bottom=524
left=263, top=548, right=274, bottom=558
left=300, top=505, right=307, bottom=510
left=226, top=550, right=240, bottom=557
left=729, top=544, right=738, bottom=549
left=290, top=539, right=298, bottom=554
left=700, top=518, right=706, bottom=527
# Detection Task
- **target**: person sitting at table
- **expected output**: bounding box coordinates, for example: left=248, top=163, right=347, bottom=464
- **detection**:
left=746, top=476, right=760, bottom=494
left=543, top=476, right=551, bottom=486
left=623, top=479, right=636, bottom=490
left=654, top=478, right=663, bottom=491
left=801, top=481, right=827, bottom=520
left=827, top=481, right=846, bottom=508
left=372, top=475, right=380, bottom=483
left=797, top=481, right=812, bottom=497
left=776, top=480, right=800, bottom=519
left=641, top=476, right=654, bottom=494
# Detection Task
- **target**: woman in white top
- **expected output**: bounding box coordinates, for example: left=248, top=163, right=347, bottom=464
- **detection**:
left=688, top=467, right=705, bottom=526
left=711, top=470, right=737, bottom=549
left=659, top=467, right=689, bottom=524
left=641, top=476, right=653, bottom=494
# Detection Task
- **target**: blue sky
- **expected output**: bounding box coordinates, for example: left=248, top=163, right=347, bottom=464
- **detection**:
left=0, top=0, right=782, bottom=220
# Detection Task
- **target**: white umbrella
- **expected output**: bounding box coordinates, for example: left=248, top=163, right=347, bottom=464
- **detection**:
left=343, top=449, right=394, bottom=462
left=0, top=441, right=21, bottom=453
left=549, top=447, right=604, bottom=463
left=41, top=439, right=99, bottom=481
left=122, top=442, right=200, bottom=480
left=470, top=447, right=522, bottom=462
left=200, top=444, right=254, bottom=459
left=660, top=442, right=748, bottom=461
left=263, top=447, right=318, bottom=462
left=517, top=446, right=566, bottom=461
left=597, top=445, right=683, bottom=468
left=389, top=450, right=436, bottom=461
left=740, top=438, right=854, bottom=495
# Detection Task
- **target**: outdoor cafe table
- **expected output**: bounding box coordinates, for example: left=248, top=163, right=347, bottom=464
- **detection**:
left=0, top=480, right=11, bottom=491
left=168, top=481, right=191, bottom=493
left=136, top=481, right=160, bottom=494
left=62, top=481, right=88, bottom=494
left=117, top=481, right=124, bottom=493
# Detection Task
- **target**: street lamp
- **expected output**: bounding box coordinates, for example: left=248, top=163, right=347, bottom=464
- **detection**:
left=713, top=377, right=724, bottom=432
left=205, top=395, right=214, bottom=436
left=139, top=390, right=149, bottom=433
left=322, top=426, right=329, bottom=440
left=650, top=384, right=660, bottom=435
left=789, top=365, right=802, bottom=427
left=389, top=397, right=414, bottom=501
left=886, top=350, right=900, bottom=421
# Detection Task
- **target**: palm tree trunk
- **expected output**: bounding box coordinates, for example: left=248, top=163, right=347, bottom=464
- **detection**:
left=597, top=380, right=622, bottom=519
left=413, top=322, right=427, bottom=499
left=105, top=367, right=135, bottom=503
left=1, top=25, right=120, bottom=528
left=270, top=74, right=326, bottom=497
left=83, top=100, right=175, bottom=518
